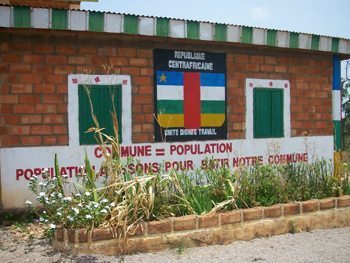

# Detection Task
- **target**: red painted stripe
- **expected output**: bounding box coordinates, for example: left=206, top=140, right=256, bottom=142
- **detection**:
left=184, top=72, right=201, bottom=129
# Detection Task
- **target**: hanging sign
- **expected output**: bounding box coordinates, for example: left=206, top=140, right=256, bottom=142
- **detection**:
left=154, top=49, right=227, bottom=142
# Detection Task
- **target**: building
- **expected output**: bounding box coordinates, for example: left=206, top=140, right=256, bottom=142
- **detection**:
left=1, top=1, right=350, bottom=209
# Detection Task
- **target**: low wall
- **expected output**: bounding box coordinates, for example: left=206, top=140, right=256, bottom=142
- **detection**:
left=52, top=196, right=350, bottom=256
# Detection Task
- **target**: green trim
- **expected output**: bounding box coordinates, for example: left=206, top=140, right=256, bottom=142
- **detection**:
left=187, top=21, right=199, bottom=39
left=214, top=24, right=227, bottom=41
left=241, top=27, right=253, bottom=44
left=332, top=38, right=339, bottom=53
left=156, top=18, right=169, bottom=37
left=124, top=15, right=138, bottom=34
left=289, top=32, right=299, bottom=48
left=333, top=120, right=342, bottom=150
left=311, top=35, right=320, bottom=50
left=89, top=12, right=104, bottom=32
left=52, top=9, right=67, bottom=30
left=14, top=6, right=31, bottom=28
left=266, top=30, right=277, bottom=46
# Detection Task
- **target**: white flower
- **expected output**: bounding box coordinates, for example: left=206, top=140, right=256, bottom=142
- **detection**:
left=63, top=197, right=72, bottom=202
left=57, top=212, right=62, bottom=216
left=44, top=219, right=48, bottom=223
left=30, top=175, right=37, bottom=181
left=77, top=203, right=83, bottom=208
left=72, top=207, right=79, bottom=214
left=39, top=217, right=44, bottom=222
left=58, top=193, right=63, bottom=198
left=101, top=209, right=107, bottom=214
left=100, top=198, right=109, bottom=204
left=85, top=191, right=91, bottom=196
left=110, top=202, right=116, bottom=207
left=39, top=192, right=45, bottom=197
left=25, top=200, right=32, bottom=205
left=39, top=182, right=45, bottom=186
left=43, top=211, right=47, bottom=214
left=43, top=168, right=49, bottom=173
left=67, top=216, right=74, bottom=221
left=75, top=193, right=81, bottom=197
left=85, top=215, right=92, bottom=219
left=50, top=224, right=56, bottom=229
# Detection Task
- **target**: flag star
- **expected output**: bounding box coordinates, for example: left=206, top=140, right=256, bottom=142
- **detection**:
left=159, top=73, right=167, bottom=82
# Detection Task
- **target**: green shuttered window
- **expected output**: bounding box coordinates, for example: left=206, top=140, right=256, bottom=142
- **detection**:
left=253, top=88, right=283, bottom=138
left=14, top=6, right=31, bottom=28
left=89, top=12, right=104, bottom=32
left=52, top=9, right=68, bottom=29
left=78, top=85, right=122, bottom=145
left=289, top=32, right=299, bottom=48
left=267, top=30, right=277, bottom=46
left=311, top=35, right=320, bottom=50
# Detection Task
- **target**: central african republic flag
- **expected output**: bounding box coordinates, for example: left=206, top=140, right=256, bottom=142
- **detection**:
left=156, top=71, right=225, bottom=129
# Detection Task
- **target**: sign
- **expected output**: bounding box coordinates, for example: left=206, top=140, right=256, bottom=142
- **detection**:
left=0, top=136, right=333, bottom=209
left=154, top=49, right=227, bottom=142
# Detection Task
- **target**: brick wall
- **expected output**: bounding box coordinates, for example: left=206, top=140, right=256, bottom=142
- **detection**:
left=0, top=29, right=333, bottom=148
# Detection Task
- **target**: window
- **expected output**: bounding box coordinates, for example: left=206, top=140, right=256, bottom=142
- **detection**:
left=245, top=78, right=290, bottom=139
left=78, top=85, right=122, bottom=145
left=253, top=88, right=283, bottom=138
left=68, top=75, right=132, bottom=147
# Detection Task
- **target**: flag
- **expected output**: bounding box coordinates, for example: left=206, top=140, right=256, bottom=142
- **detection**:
left=156, top=71, right=225, bottom=129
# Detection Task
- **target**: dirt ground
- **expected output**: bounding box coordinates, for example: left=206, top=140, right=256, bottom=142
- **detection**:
left=1, top=223, right=350, bottom=263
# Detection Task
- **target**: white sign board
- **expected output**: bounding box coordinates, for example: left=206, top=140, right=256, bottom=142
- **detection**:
left=0, top=136, right=333, bottom=209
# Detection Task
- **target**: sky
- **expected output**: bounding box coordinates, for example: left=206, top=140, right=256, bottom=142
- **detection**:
left=81, top=0, right=350, bottom=39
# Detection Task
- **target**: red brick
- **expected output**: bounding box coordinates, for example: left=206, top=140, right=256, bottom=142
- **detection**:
left=132, top=124, right=142, bottom=133
left=283, top=203, right=301, bottom=216
left=35, top=84, right=55, bottom=94
left=138, top=86, right=153, bottom=94
left=0, top=95, right=18, bottom=104
left=147, top=219, right=172, bottom=235
left=56, top=45, right=77, bottom=55
left=337, top=195, right=350, bottom=208
left=140, top=68, right=153, bottom=76
left=92, top=229, right=114, bottom=242
left=67, top=229, right=76, bottom=243
left=1, top=135, right=20, bottom=146
left=12, top=84, right=33, bottom=93
left=33, top=44, right=53, bottom=54
left=120, top=67, right=140, bottom=76
left=80, top=46, right=97, bottom=54
left=235, top=54, right=249, bottom=63
left=3, top=54, right=21, bottom=63
left=53, top=125, right=68, bottom=134
left=43, top=75, right=64, bottom=84
left=143, top=105, right=153, bottom=113
left=54, top=65, right=75, bottom=75
left=4, top=115, right=20, bottom=125
left=9, top=126, right=30, bottom=135
left=319, top=197, right=336, bottom=210
left=243, top=207, right=263, bottom=221
left=20, top=74, right=42, bottom=84
left=302, top=200, right=319, bottom=213
left=129, top=223, right=146, bottom=237
left=108, top=57, right=128, bottom=66
left=42, top=95, right=65, bottom=104
left=56, top=229, right=64, bottom=242
left=220, top=210, right=241, bottom=225
left=141, top=124, right=153, bottom=133
left=43, top=136, right=57, bottom=145
left=20, top=136, right=42, bottom=145
left=77, top=229, right=89, bottom=243
left=137, top=49, right=152, bottom=58
left=250, top=55, right=264, bottom=64
left=264, top=205, right=282, bottom=218
left=31, top=125, right=53, bottom=135
left=46, top=55, right=67, bottom=64
left=57, top=104, right=68, bottom=113
left=118, top=47, right=136, bottom=57
left=0, top=104, right=13, bottom=114
left=245, top=64, right=259, bottom=72
left=36, top=104, right=57, bottom=113
left=260, top=65, right=274, bottom=72
left=68, top=56, right=87, bottom=65
left=198, top=214, right=219, bottom=228
left=129, top=58, right=149, bottom=67
left=275, top=66, right=287, bottom=73
left=9, top=64, right=31, bottom=73
left=57, top=135, right=68, bottom=145
left=173, top=215, right=197, bottom=231
left=19, top=95, right=40, bottom=104
left=23, top=54, right=45, bottom=64
left=133, top=133, right=148, bottom=142
left=265, top=56, right=277, bottom=64
left=13, top=104, right=35, bottom=113
left=134, top=95, right=152, bottom=104
left=43, top=115, right=65, bottom=124
left=97, top=47, right=117, bottom=56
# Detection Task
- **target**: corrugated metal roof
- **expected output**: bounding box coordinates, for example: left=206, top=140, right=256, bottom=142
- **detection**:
left=0, top=4, right=349, bottom=54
